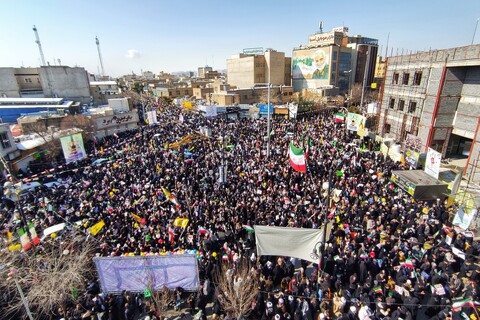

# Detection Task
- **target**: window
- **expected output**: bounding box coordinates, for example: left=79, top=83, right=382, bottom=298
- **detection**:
left=408, top=101, right=417, bottom=113
left=392, top=73, right=399, bottom=84
left=385, top=123, right=391, bottom=134
left=332, top=63, right=336, bottom=72
left=398, top=99, right=405, bottom=111
left=402, top=73, right=410, bottom=85
left=389, top=98, right=395, bottom=109
left=0, top=132, right=11, bottom=149
left=333, top=51, right=338, bottom=61
left=413, top=71, right=422, bottom=85
left=24, top=78, right=32, bottom=83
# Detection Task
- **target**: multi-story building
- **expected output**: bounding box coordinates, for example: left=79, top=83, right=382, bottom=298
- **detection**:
left=198, top=66, right=213, bottom=78
left=90, top=80, right=122, bottom=105
left=0, top=66, right=91, bottom=103
left=226, top=49, right=291, bottom=88
left=292, top=27, right=378, bottom=96
left=378, top=44, right=480, bottom=181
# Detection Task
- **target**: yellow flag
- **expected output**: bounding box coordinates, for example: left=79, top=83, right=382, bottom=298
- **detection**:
left=100, top=146, right=104, bottom=153
left=90, top=220, right=105, bottom=236
left=174, top=218, right=189, bottom=228
left=156, top=164, right=161, bottom=173
left=132, top=213, right=142, bottom=223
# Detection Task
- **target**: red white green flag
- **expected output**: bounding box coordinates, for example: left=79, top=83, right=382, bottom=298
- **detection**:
left=335, top=113, right=345, bottom=123
left=289, top=142, right=306, bottom=173
left=401, top=258, right=414, bottom=268
left=28, top=222, right=40, bottom=246
left=17, top=227, right=32, bottom=251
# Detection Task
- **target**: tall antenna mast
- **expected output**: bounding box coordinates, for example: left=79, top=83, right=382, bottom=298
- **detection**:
left=96, top=36, right=105, bottom=78
left=319, top=21, right=324, bottom=33
left=32, top=25, right=46, bottom=66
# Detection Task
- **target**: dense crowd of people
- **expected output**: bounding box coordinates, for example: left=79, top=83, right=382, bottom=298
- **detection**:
left=1, top=104, right=479, bottom=320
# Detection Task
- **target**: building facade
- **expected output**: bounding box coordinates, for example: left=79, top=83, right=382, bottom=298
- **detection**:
left=0, top=66, right=91, bottom=104
left=226, top=49, right=291, bottom=88
left=292, top=28, right=378, bottom=96
left=378, top=44, right=480, bottom=181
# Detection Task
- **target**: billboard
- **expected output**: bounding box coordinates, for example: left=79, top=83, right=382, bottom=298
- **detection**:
left=425, top=147, right=442, bottom=179
left=308, top=31, right=343, bottom=46
left=292, top=47, right=331, bottom=81
left=60, top=133, right=86, bottom=164
left=243, top=47, right=264, bottom=55
left=94, top=255, right=200, bottom=293
left=405, top=134, right=422, bottom=152
left=259, top=103, right=274, bottom=114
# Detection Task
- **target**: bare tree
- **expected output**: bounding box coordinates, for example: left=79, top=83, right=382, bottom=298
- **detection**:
left=146, top=286, right=175, bottom=319
left=22, top=121, right=63, bottom=163
left=0, top=232, right=96, bottom=319
left=60, top=114, right=95, bottom=141
left=214, top=260, right=258, bottom=319
left=350, top=83, right=363, bottom=105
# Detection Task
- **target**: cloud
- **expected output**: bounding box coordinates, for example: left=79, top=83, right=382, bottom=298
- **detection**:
left=125, top=49, right=141, bottom=59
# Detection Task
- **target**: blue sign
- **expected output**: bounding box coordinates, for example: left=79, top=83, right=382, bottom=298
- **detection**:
left=259, top=104, right=273, bottom=114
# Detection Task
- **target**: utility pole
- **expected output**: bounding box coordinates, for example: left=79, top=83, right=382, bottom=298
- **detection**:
left=266, top=83, right=271, bottom=158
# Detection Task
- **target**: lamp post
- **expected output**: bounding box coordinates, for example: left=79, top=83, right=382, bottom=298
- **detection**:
left=313, top=159, right=341, bottom=275
left=267, top=83, right=271, bottom=158
left=343, top=70, right=352, bottom=106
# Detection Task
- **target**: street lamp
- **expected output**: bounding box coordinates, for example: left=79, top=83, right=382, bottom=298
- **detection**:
left=315, top=159, right=342, bottom=274
left=343, top=70, right=352, bottom=104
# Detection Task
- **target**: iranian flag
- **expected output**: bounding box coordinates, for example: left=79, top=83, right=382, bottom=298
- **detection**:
left=17, top=227, right=32, bottom=251
left=335, top=113, right=345, bottom=123
left=373, top=286, right=383, bottom=294
left=452, top=298, right=478, bottom=309
left=401, top=258, right=414, bottom=268
left=28, top=222, right=40, bottom=245
left=289, top=142, right=306, bottom=173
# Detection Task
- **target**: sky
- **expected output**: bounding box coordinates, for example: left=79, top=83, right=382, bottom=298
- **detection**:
left=1, top=0, right=479, bottom=78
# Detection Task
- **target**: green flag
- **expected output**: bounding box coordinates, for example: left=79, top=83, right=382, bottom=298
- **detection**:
left=336, top=170, right=344, bottom=177
left=144, top=288, right=152, bottom=298
left=270, top=130, right=274, bottom=136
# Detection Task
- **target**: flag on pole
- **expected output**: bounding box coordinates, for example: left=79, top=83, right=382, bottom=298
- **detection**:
left=174, top=218, right=189, bottom=228
left=90, top=220, right=105, bottom=236
left=335, top=113, right=345, bottom=123
left=28, top=222, right=40, bottom=245
left=452, top=297, right=477, bottom=309
left=401, top=258, right=414, bottom=268
left=161, top=187, right=179, bottom=206
left=373, top=286, right=383, bottom=294
left=17, top=227, right=32, bottom=251
left=289, top=142, right=306, bottom=173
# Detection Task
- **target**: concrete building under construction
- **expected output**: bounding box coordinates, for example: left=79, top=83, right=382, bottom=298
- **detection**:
left=377, top=44, right=480, bottom=182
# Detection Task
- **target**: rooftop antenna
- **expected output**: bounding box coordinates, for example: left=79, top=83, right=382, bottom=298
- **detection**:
left=319, top=21, right=324, bottom=33
left=32, top=25, right=46, bottom=66
left=95, top=36, right=105, bottom=77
